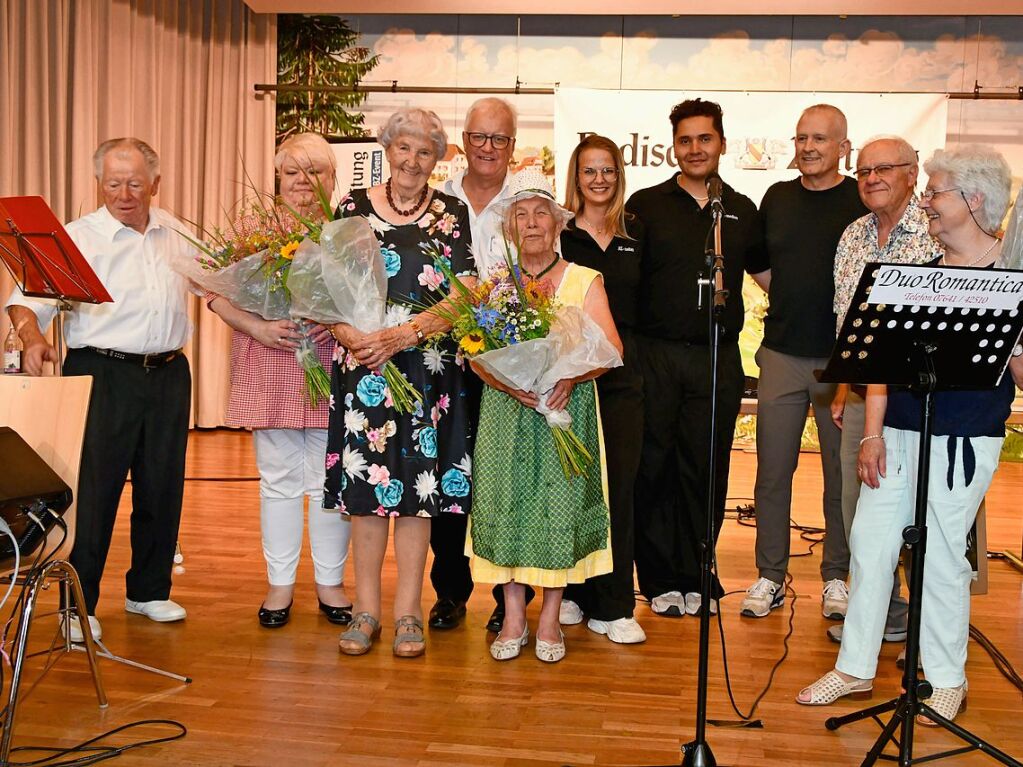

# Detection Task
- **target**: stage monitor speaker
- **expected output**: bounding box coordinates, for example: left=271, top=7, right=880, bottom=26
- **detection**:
left=0, top=425, right=71, bottom=567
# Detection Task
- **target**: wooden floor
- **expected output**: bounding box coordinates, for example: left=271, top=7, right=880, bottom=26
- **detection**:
left=6, top=429, right=1023, bottom=766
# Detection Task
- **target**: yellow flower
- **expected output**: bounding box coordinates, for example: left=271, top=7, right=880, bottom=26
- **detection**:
left=459, top=331, right=485, bottom=355
left=279, top=240, right=300, bottom=260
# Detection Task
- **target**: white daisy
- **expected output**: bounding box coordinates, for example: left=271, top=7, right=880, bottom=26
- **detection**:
left=365, top=214, right=394, bottom=234
left=341, top=445, right=369, bottom=482
left=422, top=346, right=447, bottom=374
left=344, top=408, right=368, bottom=436
left=454, top=453, right=473, bottom=477
left=414, top=470, right=439, bottom=503
left=385, top=303, right=413, bottom=328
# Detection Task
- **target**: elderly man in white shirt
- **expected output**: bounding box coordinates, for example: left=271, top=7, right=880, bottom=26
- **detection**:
left=6, top=138, right=193, bottom=641
left=427, top=97, right=528, bottom=634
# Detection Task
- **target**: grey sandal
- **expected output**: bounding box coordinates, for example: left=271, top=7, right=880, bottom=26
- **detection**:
left=393, top=615, right=425, bottom=658
left=339, top=612, right=380, bottom=656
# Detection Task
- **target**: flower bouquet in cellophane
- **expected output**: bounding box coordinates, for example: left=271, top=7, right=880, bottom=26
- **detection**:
left=430, top=247, right=622, bottom=478
left=172, top=191, right=334, bottom=405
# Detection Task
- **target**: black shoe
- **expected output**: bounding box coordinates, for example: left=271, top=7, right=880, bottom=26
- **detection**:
left=318, top=600, right=353, bottom=626
left=428, top=598, right=466, bottom=629
left=258, top=602, right=292, bottom=629
left=485, top=604, right=505, bottom=633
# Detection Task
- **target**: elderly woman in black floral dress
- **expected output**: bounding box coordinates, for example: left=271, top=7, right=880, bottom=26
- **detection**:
left=324, top=108, right=478, bottom=659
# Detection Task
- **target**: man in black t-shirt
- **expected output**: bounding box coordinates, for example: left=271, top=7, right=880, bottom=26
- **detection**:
left=740, top=105, right=867, bottom=621
left=627, top=99, right=769, bottom=617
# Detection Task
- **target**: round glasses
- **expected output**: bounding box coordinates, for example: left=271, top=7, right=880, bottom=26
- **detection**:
left=580, top=167, right=618, bottom=180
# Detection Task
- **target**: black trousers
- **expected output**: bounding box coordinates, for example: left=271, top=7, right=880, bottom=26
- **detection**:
left=565, top=338, right=643, bottom=621
left=429, top=512, right=473, bottom=603
left=64, top=348, right=191, bottom=613
left=633, top=337, right=743, bottom=600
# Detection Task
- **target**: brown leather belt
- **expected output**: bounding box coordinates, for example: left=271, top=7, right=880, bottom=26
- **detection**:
left=84, top=346, right=181, bottom=369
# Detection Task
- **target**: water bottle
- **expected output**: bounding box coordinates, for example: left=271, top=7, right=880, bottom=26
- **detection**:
left=3, top=326, right=21, bottom=374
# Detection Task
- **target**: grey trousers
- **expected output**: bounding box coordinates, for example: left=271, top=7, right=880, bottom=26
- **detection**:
left=753, top=346, right=847, bottom=584
left=840, top=391, right=909, bottom=631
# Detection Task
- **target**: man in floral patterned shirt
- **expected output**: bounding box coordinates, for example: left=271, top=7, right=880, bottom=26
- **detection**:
left=829, top=135, right=943, bottom=644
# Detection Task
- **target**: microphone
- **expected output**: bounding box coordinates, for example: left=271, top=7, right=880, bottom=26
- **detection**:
left=705, top=172, right=724, bottom=213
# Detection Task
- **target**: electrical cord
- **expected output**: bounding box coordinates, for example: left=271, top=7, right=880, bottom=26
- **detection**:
left=4, top=719, right=186, bottom=767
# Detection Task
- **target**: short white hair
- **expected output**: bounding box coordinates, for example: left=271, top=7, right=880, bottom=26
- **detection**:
left=274, top=132, right=337, bottom=173
left=93, top=138, right=160, bottom=182
left=859, top=135, right=918, bottom=166
left=463, top=97, right=518, bottom=135
left=924, top=145, right=1012, bottom=233
left=378, top=108, right=447, bottom=160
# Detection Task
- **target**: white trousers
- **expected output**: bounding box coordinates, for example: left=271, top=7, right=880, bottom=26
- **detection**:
left=253, top=428, right=351, bottom=586
left=837, top=426, right=1001, bottom=688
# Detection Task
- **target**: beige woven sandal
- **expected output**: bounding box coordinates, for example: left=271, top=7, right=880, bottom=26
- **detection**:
left=535, top=629, right=566, bottom=663
left=919, top=681, right=968, bottom=725
left=489, top=626, right=529, bottom=661
left=796, top=670, right=873, bottom=705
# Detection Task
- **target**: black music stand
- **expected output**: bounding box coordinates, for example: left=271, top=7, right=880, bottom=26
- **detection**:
left=0, top=196, right=112, bottom=372
left=819, top=261, right=1023, bottom=766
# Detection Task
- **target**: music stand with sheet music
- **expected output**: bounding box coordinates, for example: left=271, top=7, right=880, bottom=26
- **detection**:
left=0, top=196, right=113, bottom=372
left=819, top=261, right=1023, bottom=767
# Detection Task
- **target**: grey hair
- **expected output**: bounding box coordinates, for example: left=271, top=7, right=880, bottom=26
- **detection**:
left=274, top=132, right=337, bottom=172
left=378, top=108, right=448, bottom=160
left=860, top=134, right=918, bottom=166
left=924, top=144, right=1012, bottom=234
left=93, top=138, right=160, bottom=181
left=800, top=104, right=848, bottom=140
left=464, top=97, right=518, bottom=135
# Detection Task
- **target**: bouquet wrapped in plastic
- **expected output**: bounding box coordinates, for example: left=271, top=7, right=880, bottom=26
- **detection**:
left=433, top=253, right=622, bottom=478
left=171, top=202, right=333, bottom=405
left=287, top=217, right=423, bottom=414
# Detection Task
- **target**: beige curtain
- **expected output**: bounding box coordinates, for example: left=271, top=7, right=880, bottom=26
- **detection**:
left=0, top=0, right=277, bottom=426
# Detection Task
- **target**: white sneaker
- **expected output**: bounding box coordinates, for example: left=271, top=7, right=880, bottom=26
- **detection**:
left=684, top=592, right=718, bottom=616
left=125, top=598, right=186, bottom=623
left=587, top=617, right=647, bottom=644
left=822, top=579, right=849, bottom=620
left=559, top=599, right=584, bottom=625
left=650, top=590, right=685, bottom=617
left=62, top=614, right=102, bottom=643
left=740, top=578, right=784, bottom=618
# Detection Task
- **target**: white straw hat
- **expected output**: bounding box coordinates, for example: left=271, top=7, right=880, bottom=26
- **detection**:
left=493, top=167, right=574, bottom=226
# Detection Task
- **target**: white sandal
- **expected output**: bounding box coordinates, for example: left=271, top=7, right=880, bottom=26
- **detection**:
left=490, top=626, right=529, bottom=661
left=535, top=629, right=566, bottom=663
left=920, top=681, right=968, bottom=725
left=797, top=670, right=873, bottom=706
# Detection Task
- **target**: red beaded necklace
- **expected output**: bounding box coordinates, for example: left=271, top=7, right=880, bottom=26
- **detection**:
left=385, top=178, right=429, bottom=217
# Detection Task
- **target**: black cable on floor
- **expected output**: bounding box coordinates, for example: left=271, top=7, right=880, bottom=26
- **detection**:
left=969, top=624, right=1023, bottom=696
left=4, top=719, right=186, bottom=767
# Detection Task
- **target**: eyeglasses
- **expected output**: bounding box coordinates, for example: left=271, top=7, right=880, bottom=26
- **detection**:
left=580, top=167, right=618, bottom=180
left=465, top=132, right=512, bottom=149
left=920, top=187, right=961, bottom=201
left=854, top=163, right=914, bottom=180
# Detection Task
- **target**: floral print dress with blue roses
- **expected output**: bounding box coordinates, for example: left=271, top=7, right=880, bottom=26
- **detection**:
left=323, top=188, right=479, bottom=518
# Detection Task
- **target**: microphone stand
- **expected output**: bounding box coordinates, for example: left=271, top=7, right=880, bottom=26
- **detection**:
left=681, top=190, right=728, bottom=767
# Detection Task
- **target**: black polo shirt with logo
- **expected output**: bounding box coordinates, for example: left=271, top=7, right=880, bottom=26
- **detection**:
left=626, top=173, right=768, bottom=343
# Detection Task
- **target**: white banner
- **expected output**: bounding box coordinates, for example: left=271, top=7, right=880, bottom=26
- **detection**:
left=554, top=89, right=949, bottom=204
left=330, top=140, right=387, bottom=196
left=868, top=264, right=1023, bottom=311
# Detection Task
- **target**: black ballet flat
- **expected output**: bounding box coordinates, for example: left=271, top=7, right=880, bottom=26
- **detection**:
left=318, top=600, right=354, bottom=626
left=258, top=602, right=292, bottom=629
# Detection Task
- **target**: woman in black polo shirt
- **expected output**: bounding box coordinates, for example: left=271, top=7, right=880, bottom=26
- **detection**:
left=559, top=135, right=647, bottom=644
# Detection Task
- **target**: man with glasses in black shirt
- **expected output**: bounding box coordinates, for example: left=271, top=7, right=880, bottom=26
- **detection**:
left=627, top=99, right=769, bottom=618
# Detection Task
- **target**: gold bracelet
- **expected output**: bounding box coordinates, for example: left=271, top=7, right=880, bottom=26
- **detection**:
left=407, top=318, right=425, bottom=343
left=859, top=433, right=884, bottom=446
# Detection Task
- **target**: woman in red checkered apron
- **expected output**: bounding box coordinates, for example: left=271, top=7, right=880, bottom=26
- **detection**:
left=207, top=133, right=352, bottom=629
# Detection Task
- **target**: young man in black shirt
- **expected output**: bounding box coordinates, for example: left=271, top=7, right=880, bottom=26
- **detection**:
left=627, top=99, right=769, bottom=617
left=740, top=104, right=868, bottom=620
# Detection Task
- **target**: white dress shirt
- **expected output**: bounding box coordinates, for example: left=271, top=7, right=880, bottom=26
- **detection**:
left=5, top=205, right=193, bottom=354
left=442, top=170, right=513, bottom=278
